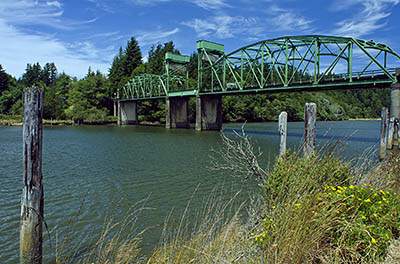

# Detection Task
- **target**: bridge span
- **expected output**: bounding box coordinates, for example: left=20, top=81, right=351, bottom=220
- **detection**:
left=115, top=35, right=400, bottom=130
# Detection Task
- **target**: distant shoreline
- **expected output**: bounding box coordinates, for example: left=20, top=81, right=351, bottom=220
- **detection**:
left=0, top=117, right=381, bottom=127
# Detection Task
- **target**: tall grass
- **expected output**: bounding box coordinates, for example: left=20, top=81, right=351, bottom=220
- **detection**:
left=57, top=132, right=400, bottom=263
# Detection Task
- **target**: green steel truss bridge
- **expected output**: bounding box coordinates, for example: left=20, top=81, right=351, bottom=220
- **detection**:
left=119, top=35, right=400, bottom=101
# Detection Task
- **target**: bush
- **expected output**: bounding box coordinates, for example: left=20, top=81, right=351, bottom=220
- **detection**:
left=264, top=151, right=351, bottom=208
left=318, top=184, right=400, bottom=261
left=252, top=151, right=400, bottom=263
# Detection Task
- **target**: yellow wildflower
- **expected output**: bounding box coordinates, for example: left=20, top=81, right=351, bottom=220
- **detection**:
left=371, top=237, right=376, bottom=244
left=364, top=199, right=371, bottom=203
left=349, top=185, right=354, bottom=189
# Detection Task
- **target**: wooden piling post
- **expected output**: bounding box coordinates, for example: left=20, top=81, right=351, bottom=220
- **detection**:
left=279, top=111, right=287, bottom=157
left=20, top=86, right=44, bottom=264
left=379, top=107, right=388, bottom=160
left=394, top=118, right=399, bottom=153
left=117, top=101, right=121, bottom=126
left=304, top=103, right=316, bottom=157
left=387, top=117, right=395, bottom=150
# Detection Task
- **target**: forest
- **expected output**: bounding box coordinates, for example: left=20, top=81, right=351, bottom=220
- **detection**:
left=0, top=37, right=391, bottom=124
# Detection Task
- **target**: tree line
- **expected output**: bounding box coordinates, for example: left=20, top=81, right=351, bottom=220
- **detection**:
left=0, top=37, right=391, bottom=123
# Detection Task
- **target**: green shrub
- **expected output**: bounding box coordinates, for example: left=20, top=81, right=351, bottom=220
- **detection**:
left=318, top=184, right=400, bottom=262
left=254, top=152, right=400, bottom=263
left=264, top=151, right=352, bottom=207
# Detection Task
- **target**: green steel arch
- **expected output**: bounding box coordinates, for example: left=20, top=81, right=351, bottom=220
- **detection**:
left=120, top=52, right=190, bottom=100
left=119, top=35, right=400, bottom=100
left=198, top=35, right=400, bottom=95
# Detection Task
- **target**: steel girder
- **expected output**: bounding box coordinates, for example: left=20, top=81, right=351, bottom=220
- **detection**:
left=119, top=35, right=400, bottom=100
left=120, top=53, right=190, bottom=100
left=197, top=35, right=400, bottom=95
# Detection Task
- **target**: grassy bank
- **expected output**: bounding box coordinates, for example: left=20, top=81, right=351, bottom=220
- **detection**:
left=54, top=134, right=400, bottom=263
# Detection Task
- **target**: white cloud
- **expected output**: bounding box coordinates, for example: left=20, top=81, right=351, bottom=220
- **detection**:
left=46, top=1, right=62, bottom=8
left=332, top=0, right=400, bottom=37
left=136, top=28, right=180, bottom=46
left=126, top=0, right=229, bottom=9
left=0, top=0, right=112, bottom=78
left=266, top=5, right=313, bottom=33
left=0, top=0, right=65, bottom=28
left=190, top=0, right=230, bottom=10
left=0, top=0, right=96, bottom=30
left=182, top=15, right=258, bottom=39
left=0, top=20, right=111, bottom=78
left=126, top=0, right=169, bottom=6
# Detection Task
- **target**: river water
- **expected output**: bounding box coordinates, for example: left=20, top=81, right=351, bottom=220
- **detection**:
left=0, top=121, right=380, bottom=263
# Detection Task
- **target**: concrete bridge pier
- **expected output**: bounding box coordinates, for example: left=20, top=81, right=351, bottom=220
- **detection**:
left=391, top=82, right=400, bottom=119
left=195, top=95, right=222, bottom=131
left=118, top=101, right=139, bottom=125
left=165, top=97, right=190, bottom=129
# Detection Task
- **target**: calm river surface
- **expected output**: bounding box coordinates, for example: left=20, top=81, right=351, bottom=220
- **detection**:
left=0, top=121, right=380, bottom=263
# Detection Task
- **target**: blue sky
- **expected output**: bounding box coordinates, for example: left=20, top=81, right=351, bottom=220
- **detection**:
left=1, top=0, right=399, bottom=78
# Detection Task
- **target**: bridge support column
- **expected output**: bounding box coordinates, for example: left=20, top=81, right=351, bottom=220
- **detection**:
left=118, top=101, right=138, bottom=125
left=165, top=97, right=190, bottom=129
left=195, top=95, right=222, bottom=131
left=391, top=83, right=400, bottom=119
left=391, top=83, right=400, bottom=151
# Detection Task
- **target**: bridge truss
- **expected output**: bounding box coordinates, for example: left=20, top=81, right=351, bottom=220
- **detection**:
left=120, top=35, right=400, bottom=100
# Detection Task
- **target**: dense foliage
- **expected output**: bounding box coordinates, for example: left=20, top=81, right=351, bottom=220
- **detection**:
left=0, top=37, right=392, bottom=123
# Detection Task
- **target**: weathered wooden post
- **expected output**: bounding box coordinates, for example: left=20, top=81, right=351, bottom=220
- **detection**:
left=379, top=107, right=388, bottom=160
left=20, top=86, right=44, bottom=264
left=304, top=103, right=316, bottom=157
left=279, top=111, right=287, bottom=157
left=117, top=101, right=121, bottom=126
left=387, top=117, right=395, bottom=150
left=394, top=118, right=399, bottom=153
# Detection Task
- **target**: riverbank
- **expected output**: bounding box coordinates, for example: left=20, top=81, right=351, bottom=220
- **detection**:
left=0, top=115, right=382, bottom=127
left=0, top=115, right=118, bottom=126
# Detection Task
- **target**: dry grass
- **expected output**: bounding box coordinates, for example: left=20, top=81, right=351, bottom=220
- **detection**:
left=383, top=239, right=400, bottom=264
left=55, top=198, right=149, bottom=264
left=146, top=188, right=263, bottom=264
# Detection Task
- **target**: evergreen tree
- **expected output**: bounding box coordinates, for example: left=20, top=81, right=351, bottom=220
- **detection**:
left=123, top=37, right=142, bottom=77
left=0, top=64, right=9, bottom=96
left=22, top=63, right=42, bottom=87
left=147, top=41, right=179, bottom=74
left=109, top=38, right=142, bottom=95
left=41, top=62, right=58, bottom=87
